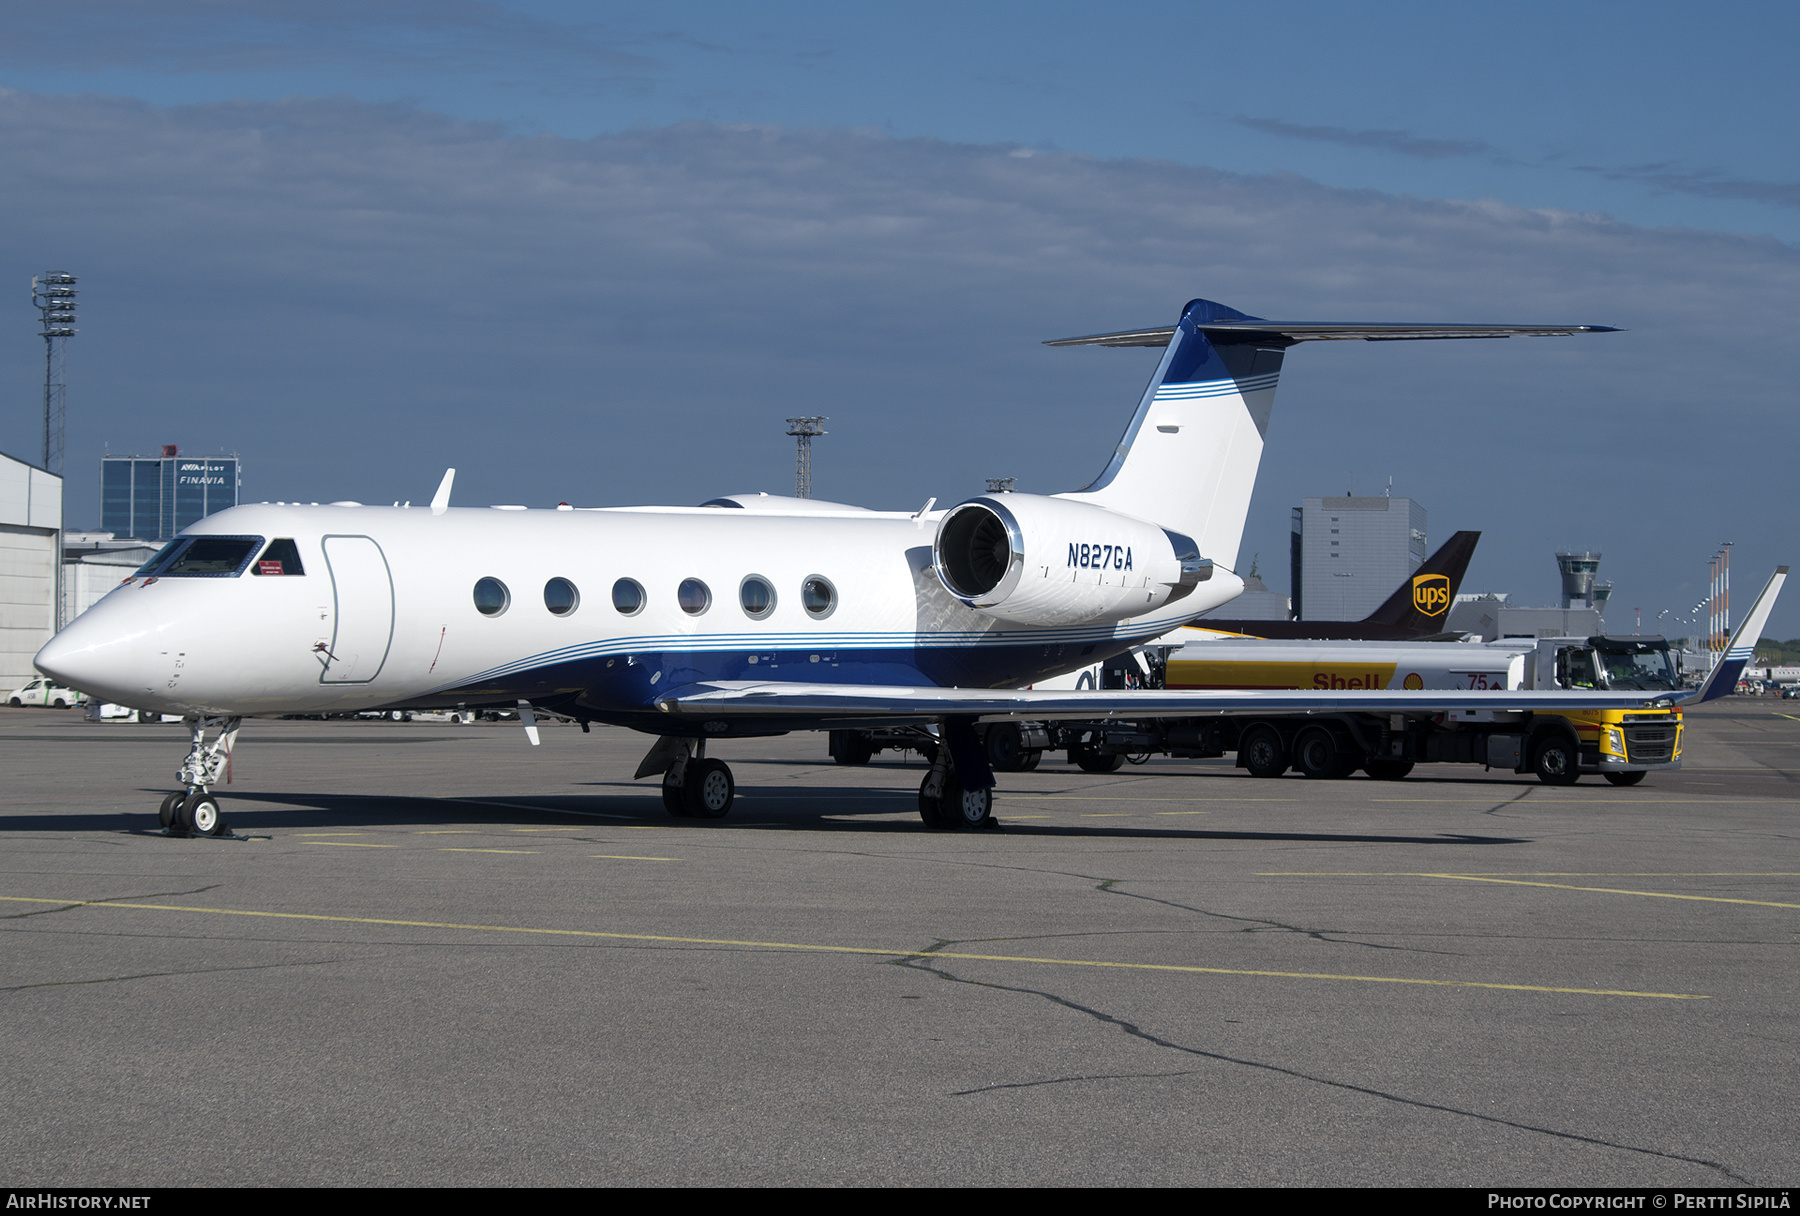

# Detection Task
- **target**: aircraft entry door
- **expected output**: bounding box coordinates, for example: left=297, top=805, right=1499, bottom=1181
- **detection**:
left=319, top=535, right=395, bottom=684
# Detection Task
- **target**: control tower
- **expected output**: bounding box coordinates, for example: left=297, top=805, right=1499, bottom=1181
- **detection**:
left=1557, top=551, right=1603, bottom=610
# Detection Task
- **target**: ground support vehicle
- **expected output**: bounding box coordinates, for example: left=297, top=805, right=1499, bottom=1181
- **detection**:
left=5, top=677, right=80, bottom=708
left=1040, top=635, right=1686, bottom=785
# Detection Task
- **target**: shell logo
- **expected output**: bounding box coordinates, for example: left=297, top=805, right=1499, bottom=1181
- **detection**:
left=1403, top=672, right=1424, bottom=690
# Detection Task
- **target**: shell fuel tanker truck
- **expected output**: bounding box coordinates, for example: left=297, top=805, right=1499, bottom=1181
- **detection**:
left=961, top=565, right=1787, bottom=786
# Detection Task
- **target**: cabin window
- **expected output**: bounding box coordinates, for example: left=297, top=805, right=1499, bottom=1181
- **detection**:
left=154, top=536, right=265, bottom=577
left=544, top=577, right=580, bottom=616
left=739, top=575, right=776, bottom=620
left=473, top=577, right=510, bottom=617
left=802, top=575, right=837, bottom=619
left=678, top=578, right=712, bottom=616
left=612, top=578, right=645, bottom=615
left=253, top=538, right=306, bottom=576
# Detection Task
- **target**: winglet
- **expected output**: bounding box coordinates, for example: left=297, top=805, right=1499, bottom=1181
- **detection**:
left=430, top=468, right=455, bottom=515
left=1689, top=565, right=1788, bottom=704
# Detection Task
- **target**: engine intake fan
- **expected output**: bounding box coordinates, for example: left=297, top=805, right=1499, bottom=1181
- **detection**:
left=933, top=494, right=1211, bottom=627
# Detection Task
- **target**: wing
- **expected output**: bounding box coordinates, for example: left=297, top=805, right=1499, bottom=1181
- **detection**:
left=655, top=682, right=1668, bottom=727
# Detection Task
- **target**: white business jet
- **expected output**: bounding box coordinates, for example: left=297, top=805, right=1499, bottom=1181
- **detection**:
left=35, top=297, right=1642, bottom=836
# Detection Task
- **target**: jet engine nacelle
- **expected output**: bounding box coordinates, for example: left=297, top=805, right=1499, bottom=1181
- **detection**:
left=933, top=493, right=1211, bottom=627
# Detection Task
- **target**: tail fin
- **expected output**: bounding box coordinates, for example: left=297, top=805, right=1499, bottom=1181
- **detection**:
left=1055, top=299, right=1284, bottom=569
left=1364, top=530, right=1481, bottom=629
left=1691, top=565, right=1788, bottom=703
left=1048, top=300, right=1615, bottom=571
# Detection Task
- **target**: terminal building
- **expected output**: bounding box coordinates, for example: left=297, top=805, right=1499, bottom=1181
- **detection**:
left=101, top=447, right=240, bottom=541
left=1287, top=496, right=1427, bottom=622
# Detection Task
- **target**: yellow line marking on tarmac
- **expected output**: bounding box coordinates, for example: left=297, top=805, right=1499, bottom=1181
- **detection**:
left=1259, top=872, right=1800, bottom=910
left=305, top=841, right=397, bottom=848
left=589, top=855, right=679, bottom=862
left=621, top=826, right=670, bottom=830
left=1081, top=813, right=1131, bottom=818
left=1424, top=874, right=1800, bottom=910
left=415, top=830, right=477, bottom=835
left=0, top=896, right=1705, bottom=1000
left=439, top=848, right=539, bottom=854
left=1776, top=713, right=1800, bottom=722
left=1011, top=794, right=1297, bottom=803
left=511, top=827, right=583, bottom=832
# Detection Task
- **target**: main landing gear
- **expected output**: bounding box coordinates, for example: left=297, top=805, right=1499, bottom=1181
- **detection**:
left=637, top=736, right=737, bottom=819
left=637, top=717, right=1000, bottom=831
left=916, top=718, right=998, bottom=831
left=158, top=716, right=241, bottom=837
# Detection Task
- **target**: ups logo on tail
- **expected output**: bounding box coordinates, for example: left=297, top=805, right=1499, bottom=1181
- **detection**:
left=1412, top=573, right=1451, bottom=617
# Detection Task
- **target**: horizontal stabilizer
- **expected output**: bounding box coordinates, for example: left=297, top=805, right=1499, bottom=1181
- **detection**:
left=1046, top=321, right=1620, bottom=348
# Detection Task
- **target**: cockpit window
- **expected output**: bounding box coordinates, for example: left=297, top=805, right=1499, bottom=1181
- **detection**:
left=152, top=536, right=265, bottom=578
left=253, top=538, right=306, bottom=576
left=133, top=539, right=186, bottom=577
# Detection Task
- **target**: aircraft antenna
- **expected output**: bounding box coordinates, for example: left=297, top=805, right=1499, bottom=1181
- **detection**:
left=785, top=416, right=826, bottom=498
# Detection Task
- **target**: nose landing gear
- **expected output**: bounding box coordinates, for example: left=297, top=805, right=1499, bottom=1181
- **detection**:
left=159, top=716, right=241, bottom=837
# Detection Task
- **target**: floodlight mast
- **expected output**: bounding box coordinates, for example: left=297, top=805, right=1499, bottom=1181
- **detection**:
left=785, top=415, right=826, bottom=499
left=32, top=273, right=76, bottom=632
left=32, top=273, right=77, bottom=475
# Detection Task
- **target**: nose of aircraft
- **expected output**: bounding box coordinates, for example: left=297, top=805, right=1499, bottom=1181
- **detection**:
left=33, top=593, right=157, bottom=705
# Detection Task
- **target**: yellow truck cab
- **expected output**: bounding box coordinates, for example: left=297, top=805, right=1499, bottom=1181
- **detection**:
left=1518, top=636, right=1683, bottom=785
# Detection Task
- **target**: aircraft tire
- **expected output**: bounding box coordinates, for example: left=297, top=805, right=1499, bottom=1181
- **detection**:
left=182, top=792, right=225, bottom=836
left=1532, top=736, right=1581, bottom=785
left=1603, top=771, right=1646, bottom=787
left=661, top=767, right=691, bottom=817
left=158, top=792, right=184, bottom=830
left=917, top=774, right=954, bottom=830
left=1238, top=727, right=1287, bottom=778
left=951, top=772, right=995, bottom=829
left=683, top=758, right=734, bottom=819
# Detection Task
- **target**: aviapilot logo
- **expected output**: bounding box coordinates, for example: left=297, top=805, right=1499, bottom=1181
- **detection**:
left=1412, top=573, right=1451, bottom=617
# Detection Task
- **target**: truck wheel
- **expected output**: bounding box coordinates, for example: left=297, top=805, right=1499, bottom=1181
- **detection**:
left=985, top=724, right=1034, bottom=772
left=1238, top=727, right=1287, bottom=778
left=1068, top=742, right=1123, bottom=773
left=830, top=730, right=875, bottom=766
left=1603, top=771, right=1646, bottom=787
left=1533, top=737, right=1581, bottom=785
left=1293, top=726, right=1356, bottom=780
left=1365, top=760, right=1414, bottom=780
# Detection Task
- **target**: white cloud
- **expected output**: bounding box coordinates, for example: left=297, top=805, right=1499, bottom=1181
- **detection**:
left=0, top=89, right=1794, bottom=633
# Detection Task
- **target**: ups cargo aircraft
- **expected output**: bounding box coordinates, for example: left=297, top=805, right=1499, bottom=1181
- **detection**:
left=1188, top=529, right=1481, bottom=642
left=35, top=297, right=1660, bottom=837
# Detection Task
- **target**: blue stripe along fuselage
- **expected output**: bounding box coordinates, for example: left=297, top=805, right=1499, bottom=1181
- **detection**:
left=411, top=633, right=1155, bottom=732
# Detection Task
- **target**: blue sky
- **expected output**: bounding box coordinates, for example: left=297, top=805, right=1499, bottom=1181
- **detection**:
left=2, top=2, right=1796, bottom=636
